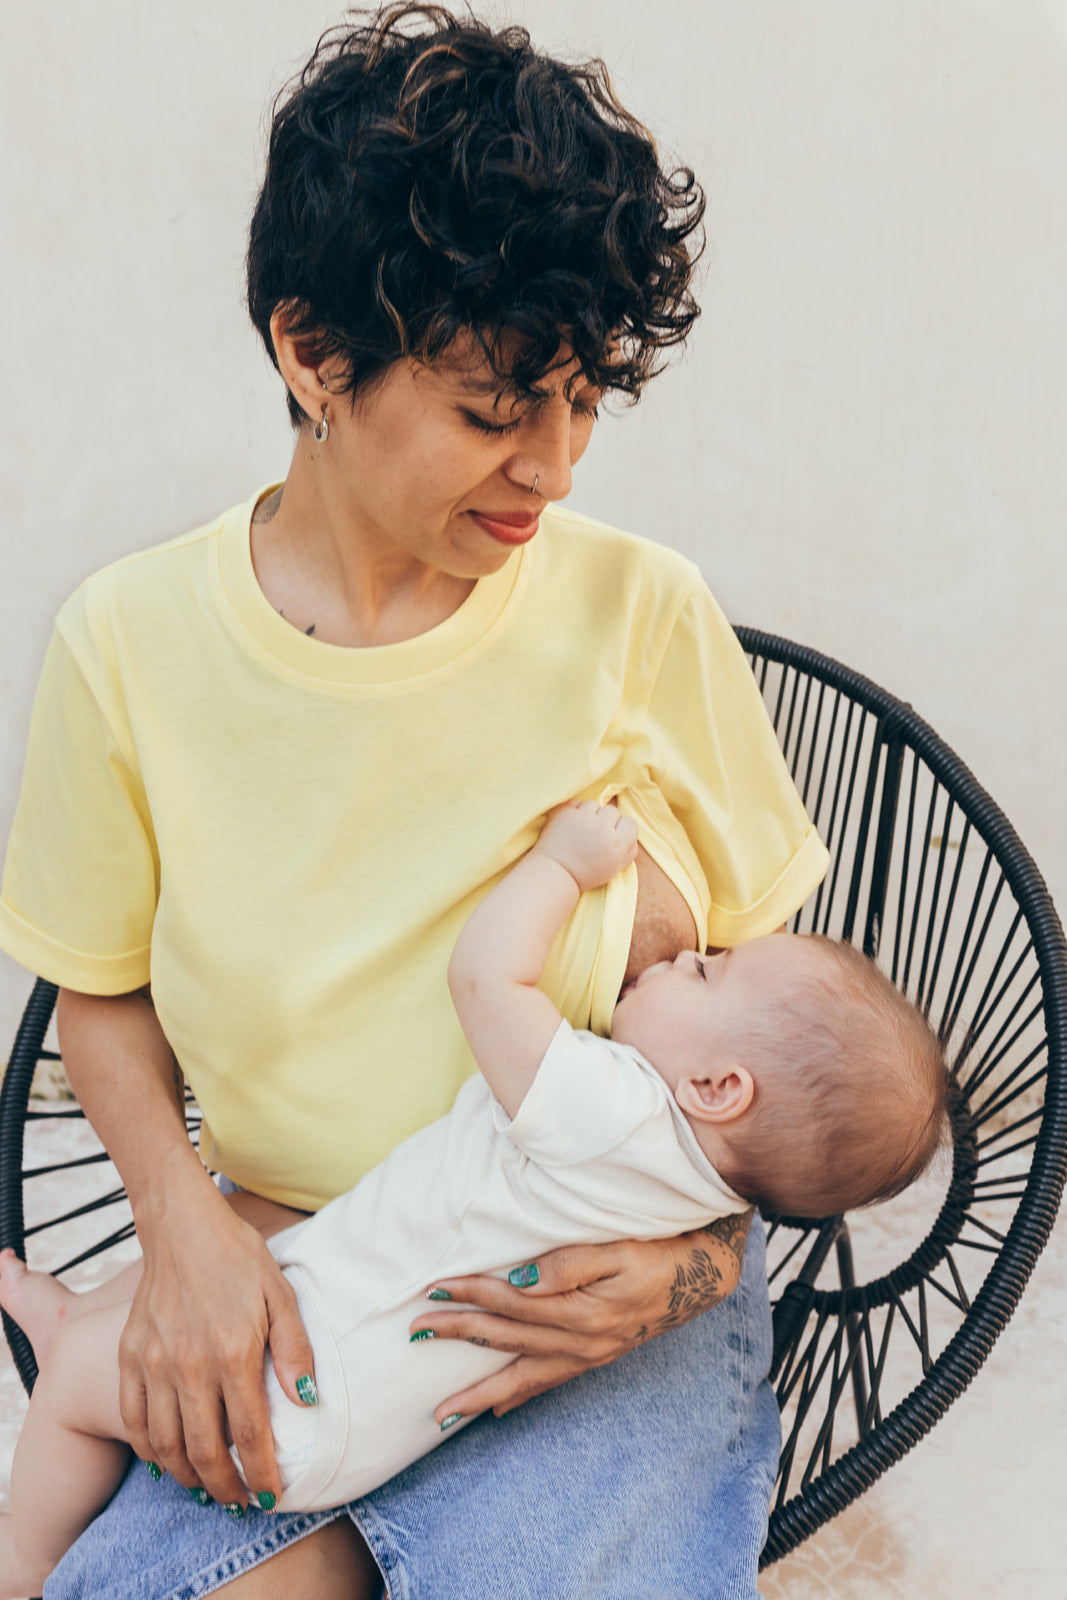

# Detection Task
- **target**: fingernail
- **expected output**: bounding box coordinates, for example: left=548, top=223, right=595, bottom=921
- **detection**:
left=189, top=1488, right=211, bottom=1506
left=224, top=1502, right=245, bottom=1520
left=440, top=1412, right=464, bottom=1432
left=146, top=1461, right=162, bottom=1482
left=296, top=1374, right=318, bottom=1406
left=427, top=1288, right=452, bottom=1301
left=508, top=1262, right=539, bottom=1288
left=257, top=1490, right=277, bottom=1513
left=410, top=1329, right=436, bottom=1342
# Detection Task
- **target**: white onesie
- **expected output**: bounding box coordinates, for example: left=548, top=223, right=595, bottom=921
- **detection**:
left=257, top=1020, right=746, bottom=1511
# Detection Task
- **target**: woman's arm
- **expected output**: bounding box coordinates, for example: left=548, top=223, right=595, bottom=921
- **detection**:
left=56, top=988, right=317, bottom=1508
left=414, top=1212, right=751, bottom=1422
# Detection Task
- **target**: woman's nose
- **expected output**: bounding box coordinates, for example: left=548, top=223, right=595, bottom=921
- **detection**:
left=509, top=407, right=575, bottom=502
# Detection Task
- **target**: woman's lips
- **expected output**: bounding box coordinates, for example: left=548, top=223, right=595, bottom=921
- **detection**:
left=469, top=510, right=541, bottom=546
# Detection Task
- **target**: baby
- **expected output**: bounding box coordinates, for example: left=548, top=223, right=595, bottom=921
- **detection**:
left=0, top=802, right=947, bottom=1595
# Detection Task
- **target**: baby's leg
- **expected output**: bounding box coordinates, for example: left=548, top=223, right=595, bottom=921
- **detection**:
left=0, top=1300, right=129, bottom=1599
left=0, top=1246, right=142, bottom=1371
left=0, top=1194, right=303, bottom=1372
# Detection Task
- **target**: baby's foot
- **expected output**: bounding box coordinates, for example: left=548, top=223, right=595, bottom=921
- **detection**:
left=0, top=1247, right=78, bottom=1366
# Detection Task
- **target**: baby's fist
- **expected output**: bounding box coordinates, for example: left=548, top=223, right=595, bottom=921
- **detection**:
left=536, top=801, right=638, bottom=891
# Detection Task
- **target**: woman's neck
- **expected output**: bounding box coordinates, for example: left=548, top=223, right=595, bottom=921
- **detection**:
left=250, top=440, right=475, bottom=648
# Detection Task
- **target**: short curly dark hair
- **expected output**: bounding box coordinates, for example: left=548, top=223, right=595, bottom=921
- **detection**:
left=247, top=3, right=706, bottom=425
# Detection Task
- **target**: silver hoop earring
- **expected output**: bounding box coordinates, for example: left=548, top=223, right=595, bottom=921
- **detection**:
left=530, top=473, right=540, bottom=495
left=313, top=408, right=329, bottom=444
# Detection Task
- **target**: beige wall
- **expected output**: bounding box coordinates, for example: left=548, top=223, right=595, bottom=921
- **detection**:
left=2, top=0, right=1065, bottom=1036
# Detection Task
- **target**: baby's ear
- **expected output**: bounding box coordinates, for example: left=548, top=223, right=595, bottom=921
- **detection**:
left=676, top=1065, right=754, bottom=1124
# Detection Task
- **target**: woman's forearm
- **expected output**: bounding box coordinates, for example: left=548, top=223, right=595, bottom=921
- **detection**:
left=55, top=987, right=217, bottom=1229
left=55, top=987, right=316, bottom=1505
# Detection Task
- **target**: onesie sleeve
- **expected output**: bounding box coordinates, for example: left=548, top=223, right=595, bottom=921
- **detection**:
left=628, top=575, right=829, bottom=948
left=0, top=624, right=158, bottom=992
left=498, top=1021, right=667, bottom=1166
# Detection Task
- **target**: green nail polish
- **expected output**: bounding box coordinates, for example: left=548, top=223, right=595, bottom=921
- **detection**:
left=427, top=1288, right=452, bottom=1301
left=508, top=1262, right=540, bottom=1288
left=189, top=1488, right=211, bottom=1506
left=224, top=1502, right=245, bottom=1520
left=296, top=1374, right=319, bottom=1406
left=440, top=1412, right=464, bottom=1432
left=257, top=1490, right=277, bottom=1513
left=410, top=1328, right=436, bottom=1342
left=145, top=1460, right=162, bottom=1482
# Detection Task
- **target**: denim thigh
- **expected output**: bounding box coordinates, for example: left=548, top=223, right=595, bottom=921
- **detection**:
left=44, top=1220, right=779, bottom=1600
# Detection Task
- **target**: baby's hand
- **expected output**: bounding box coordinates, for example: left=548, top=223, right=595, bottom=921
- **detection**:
left=534, top=801, right=638, bottom=892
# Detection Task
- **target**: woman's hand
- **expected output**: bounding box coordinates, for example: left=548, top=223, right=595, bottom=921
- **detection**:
left=120, top=1172, right=316, bottom=1510
left=410, top=1210, right=752, bottom=1424
left=55, top=988, right=317, bottom=1509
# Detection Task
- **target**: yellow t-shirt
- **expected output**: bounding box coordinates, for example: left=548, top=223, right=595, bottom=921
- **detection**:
left=0, top=490, right=828, bottom=1208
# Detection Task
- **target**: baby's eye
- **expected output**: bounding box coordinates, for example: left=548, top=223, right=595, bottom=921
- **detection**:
left=695, top=957, right=707, bottom=980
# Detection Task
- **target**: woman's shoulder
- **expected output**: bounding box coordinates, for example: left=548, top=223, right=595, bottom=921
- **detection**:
left=54, top=491, right=263, bottom=648
left=539, top=504, right=705, bottom=592
left=59, top=516, right=217, bottom=617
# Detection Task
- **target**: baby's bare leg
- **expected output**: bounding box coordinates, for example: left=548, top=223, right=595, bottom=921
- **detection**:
left=0, top=1192, right=305, bottom=1373
left=0, top=1300, right=130, bottom=1599
left=0, top=1247, right=140, bottom=1371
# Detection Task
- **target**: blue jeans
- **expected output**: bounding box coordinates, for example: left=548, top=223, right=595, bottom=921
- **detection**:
left=44, top=1220, right=779, bottom=1600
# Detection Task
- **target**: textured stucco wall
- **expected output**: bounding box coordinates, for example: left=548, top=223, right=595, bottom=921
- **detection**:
left=2, top=1, right=1065, bottom=1034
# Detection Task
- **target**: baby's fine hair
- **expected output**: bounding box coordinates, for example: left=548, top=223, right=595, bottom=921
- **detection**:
left=719, top=937, right=949, bottom=1219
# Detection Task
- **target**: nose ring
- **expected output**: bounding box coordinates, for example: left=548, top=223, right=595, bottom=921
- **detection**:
left=530, top=473, right=539, bottom=495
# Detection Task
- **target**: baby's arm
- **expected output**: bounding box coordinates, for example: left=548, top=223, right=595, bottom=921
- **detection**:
left=448, top=801, right=637, bottom=1118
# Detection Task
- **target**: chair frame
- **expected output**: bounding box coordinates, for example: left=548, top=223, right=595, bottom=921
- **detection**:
left=2, top=628, right=1065, bottom=1569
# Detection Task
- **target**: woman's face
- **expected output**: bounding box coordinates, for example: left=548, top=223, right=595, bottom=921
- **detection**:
left=318, top=338, right=602, bottom=578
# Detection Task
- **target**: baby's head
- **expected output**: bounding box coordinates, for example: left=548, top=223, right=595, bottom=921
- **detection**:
left=611, top=933, right=947, bottom=1217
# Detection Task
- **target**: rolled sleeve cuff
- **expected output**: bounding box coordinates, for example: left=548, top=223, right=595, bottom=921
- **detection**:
left=0, top=900, right=151, bottom=994
left=706, top=826, right=830, bottom=947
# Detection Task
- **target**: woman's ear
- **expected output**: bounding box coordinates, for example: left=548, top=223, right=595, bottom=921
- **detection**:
left=269, top=307, right=329, bottom=428
left=675, top=1064, right=755, bottom=1125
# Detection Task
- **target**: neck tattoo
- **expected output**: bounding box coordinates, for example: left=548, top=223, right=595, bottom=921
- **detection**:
left=278, top=609, right=316, bottom=636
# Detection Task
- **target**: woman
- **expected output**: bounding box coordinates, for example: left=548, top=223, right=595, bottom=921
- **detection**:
left=0, top=7, right=827, bottom=1596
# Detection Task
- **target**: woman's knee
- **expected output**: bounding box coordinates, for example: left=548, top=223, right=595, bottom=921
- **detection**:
left=217, top=1517, right=382, bottom=1599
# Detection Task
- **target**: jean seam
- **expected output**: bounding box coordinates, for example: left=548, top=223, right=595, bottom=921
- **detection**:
left=346, top=1504, right=403, bottom=1600
left=166, top=1509, right=342, bottom=1599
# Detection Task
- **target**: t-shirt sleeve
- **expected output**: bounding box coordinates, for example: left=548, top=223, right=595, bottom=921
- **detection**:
left=0, top=624, right=158, bottom=992
left=628, top=576, right=829, bottom=947
left=497, top=1021, right=667, bottom=1166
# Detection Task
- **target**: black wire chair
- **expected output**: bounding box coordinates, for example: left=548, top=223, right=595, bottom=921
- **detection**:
left=1, top=629, right=1065, bottom=1570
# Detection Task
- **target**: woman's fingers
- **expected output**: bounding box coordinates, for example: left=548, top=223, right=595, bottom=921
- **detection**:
left=117, top=1210, right=307, bottom=1509
left=117, top=1363, right=152, bottom=1467
left=433, top=1352, right=603, bottom=1425
left=265, top=1272, right=318, bottom=1412
left=424, top=1240, right=628, bottom=1323
left=410, top=1304, right=623, bottom=1362
left=215, top=1364, right=282, bottom=1510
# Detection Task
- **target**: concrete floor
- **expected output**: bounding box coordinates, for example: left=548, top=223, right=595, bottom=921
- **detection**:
left=1, top=1112, right=1065, bottom=1599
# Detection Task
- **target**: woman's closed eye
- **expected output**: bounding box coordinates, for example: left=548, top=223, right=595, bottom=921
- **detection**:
left=463, top=410, right=522, bottom=437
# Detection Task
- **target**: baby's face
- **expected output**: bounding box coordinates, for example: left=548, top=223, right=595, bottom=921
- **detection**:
left=611, top=933, right=817, bottom=1086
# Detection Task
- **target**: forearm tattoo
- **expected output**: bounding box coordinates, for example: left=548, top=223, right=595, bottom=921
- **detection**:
left=653, top=1209, right=753, bottom=1336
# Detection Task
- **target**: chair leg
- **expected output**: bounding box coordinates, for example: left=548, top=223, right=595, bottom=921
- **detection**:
left=835, top=1222, right=871, bottom=1433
